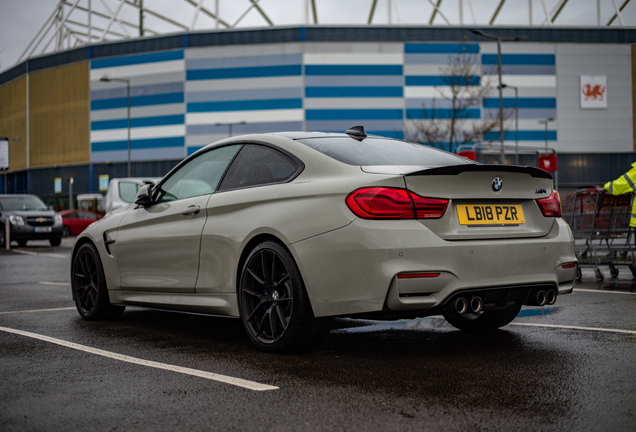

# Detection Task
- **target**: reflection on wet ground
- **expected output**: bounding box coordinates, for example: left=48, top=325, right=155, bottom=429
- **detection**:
left=578, top=265, right=636, bottom=292
left=335, top=306, right=560, bottom=334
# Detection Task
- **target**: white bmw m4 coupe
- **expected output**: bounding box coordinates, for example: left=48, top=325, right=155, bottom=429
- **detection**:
left=71, top=127, right=577, bottom=352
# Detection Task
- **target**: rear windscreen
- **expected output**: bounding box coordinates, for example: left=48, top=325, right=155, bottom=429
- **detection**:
left=296, top=137, right=469, bottom=166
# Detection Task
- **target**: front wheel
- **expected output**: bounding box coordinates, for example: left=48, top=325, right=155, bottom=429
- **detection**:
left=72, top=242, right=125, bottom=320
left=63, top=226, right=71, bottom=237
left=443, top=303, right=522, bottom=332
left=239, top=241, right=332, bottom=353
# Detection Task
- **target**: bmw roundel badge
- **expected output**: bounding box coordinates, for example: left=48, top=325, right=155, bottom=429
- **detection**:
left=492, top=177, right=503, bottom=192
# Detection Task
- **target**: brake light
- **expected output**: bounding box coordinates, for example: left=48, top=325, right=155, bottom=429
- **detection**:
left=345, top=187, right=448, bottom=220
left=536, top=190, right=562, bottom=218
left=411, top=194, right=449, bottom=219
left=561, top=263, right=576, bottom=269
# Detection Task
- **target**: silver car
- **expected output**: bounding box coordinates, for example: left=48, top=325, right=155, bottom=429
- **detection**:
left=71, top=127, right=577, bottom=352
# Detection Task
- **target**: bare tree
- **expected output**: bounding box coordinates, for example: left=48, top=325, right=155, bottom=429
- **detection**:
left=405, top=53, right=512, bottom=152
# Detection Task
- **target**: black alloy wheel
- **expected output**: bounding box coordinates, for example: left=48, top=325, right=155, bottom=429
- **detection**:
left=63, top=225, right=71, bottom=238
left=239, top=241, right=332, bottom=353
left=72, top=243, right=124, bottom=320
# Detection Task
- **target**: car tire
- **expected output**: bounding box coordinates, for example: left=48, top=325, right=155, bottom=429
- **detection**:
left=50, top=238, right=62, bottom=247
left=17, top=240, right=27, bottom=247
left=63, top=226, right=71, bottom=238
left=239, top=240, right=332, bottom=353
left=72, top=242, right=125, bottom=320
left=0, top=225, right=5, bottom=248
left=442, top=303, right=522, bottom=332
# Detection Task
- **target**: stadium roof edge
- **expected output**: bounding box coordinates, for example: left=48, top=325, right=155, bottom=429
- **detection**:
left=2, top=25, right=635, bottom=86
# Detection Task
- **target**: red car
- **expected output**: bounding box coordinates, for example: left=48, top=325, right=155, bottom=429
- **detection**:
left=60, top=210, right=102, bottom=237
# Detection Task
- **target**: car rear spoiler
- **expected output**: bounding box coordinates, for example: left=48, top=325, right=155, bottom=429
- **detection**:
left=405, top=164, right=553, bottom=179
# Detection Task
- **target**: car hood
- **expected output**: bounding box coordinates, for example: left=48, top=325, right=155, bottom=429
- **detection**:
left=3, top=209, right=58, bottom=218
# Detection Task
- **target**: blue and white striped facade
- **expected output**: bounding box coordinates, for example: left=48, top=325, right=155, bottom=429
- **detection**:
left=87, top=41, right=588, bottom=162
left=90, top=50, right=186, bottom=163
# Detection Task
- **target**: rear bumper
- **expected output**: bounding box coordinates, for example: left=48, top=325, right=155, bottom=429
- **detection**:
left=291, top=218, right=576, bottom=318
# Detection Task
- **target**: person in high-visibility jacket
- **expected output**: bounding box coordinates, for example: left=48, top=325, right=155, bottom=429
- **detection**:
left=604, top=161, right=636, bottom=227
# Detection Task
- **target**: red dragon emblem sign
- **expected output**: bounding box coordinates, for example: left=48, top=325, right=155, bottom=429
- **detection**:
left=582, top=83, right=606, bottom=101
left=580, top=76, right=607, bottom=109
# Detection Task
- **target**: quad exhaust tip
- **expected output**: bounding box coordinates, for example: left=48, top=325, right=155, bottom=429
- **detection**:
left=454, top=297, right=468, bottom=314
left=535, top=290, right=548, bottom=307
left=454, top=296, right=483, bottom=314
left=546, top=289, right=557, bottom=305
left=470, top=296, right=483, bottom=313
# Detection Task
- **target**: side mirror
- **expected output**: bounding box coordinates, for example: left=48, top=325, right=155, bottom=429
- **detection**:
left=134, top=185, right=153, bottom=207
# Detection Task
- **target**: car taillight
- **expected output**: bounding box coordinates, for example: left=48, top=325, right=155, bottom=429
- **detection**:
left=536, top=190, right=562, bottom=217
left=411, top=194, right=449, bottom=219
left=345, top=187, right=448, bottom=220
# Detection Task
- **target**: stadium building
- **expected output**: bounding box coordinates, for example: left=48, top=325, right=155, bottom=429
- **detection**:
left=1, top=24, right=635, bottom=206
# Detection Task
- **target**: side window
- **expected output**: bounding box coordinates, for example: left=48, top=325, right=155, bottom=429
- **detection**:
left=157, top=145, right=241, bottom=203
left=119, top=182, right=141, bottom=204
left=218, top=144, right=299, bottom=191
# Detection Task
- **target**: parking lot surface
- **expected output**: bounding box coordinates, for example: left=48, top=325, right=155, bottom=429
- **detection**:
left=1, top=238, right=635, bottom=431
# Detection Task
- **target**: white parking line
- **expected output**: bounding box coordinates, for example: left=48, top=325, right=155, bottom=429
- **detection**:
left=39, top=282, right=71, bottom=286
left=12, top=249, right=67, bottom=259
left=0, top=307, right=76, bottom=315
left=0, top=326, right=278, bottom=392
left=511, top=322, right=636, bottom=335
left=574, top=288, right=636, bottom=295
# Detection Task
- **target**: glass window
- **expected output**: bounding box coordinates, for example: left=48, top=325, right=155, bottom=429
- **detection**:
left=118, top=182, right=141, bottom=204
left=156, top=145, right=241, bottom=203
left=0, top=196, right=48, bottom=211
left=296, top=137, right=469, bottom=167
left=78, top=212, right=98, bottom=220
left=218, top=145, right=299, bottom=191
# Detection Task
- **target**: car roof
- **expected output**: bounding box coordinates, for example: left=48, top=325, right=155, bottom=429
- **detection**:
left=271, top=131, right=402, bottom=142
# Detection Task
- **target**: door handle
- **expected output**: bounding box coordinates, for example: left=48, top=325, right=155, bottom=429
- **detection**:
left=181, top=205, right=201, bottom=217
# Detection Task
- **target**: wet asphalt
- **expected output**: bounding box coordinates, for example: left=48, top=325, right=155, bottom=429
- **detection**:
left=0, top=238, right=635, bottom=432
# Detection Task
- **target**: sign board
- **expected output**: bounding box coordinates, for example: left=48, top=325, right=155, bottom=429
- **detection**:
left=580, top=75, right=607, bottom=109
left=0, top=137, right=8, bottom=170
left=99, top=174, right=110, bottom=191
left=54, top=178, right=62, bottom=194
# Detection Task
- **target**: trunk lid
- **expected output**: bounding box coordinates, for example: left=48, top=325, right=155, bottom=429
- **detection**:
left=400, top=164, right=555, bottom=240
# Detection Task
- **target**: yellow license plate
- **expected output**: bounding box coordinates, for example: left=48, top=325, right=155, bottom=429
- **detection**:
left=457, top=204, right=525, bottom=225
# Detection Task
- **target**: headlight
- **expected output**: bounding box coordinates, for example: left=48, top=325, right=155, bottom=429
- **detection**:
left=8, top=215, right=25, bottom=225
left=54, top=215, right=63, bottom=226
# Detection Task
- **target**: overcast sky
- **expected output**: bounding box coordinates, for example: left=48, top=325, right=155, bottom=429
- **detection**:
left=1, top=0, right=635, bottom=72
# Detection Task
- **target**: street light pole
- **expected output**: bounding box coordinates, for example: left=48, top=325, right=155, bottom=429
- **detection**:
left=100, top=77, right=131, bottom=177
left=539, top=118, right=555, bottom=149
left=500, top=84, right=519, bottom=165
left=470, top=29, right=523, bottom=165
left=215, top=121, right=246, bottom=137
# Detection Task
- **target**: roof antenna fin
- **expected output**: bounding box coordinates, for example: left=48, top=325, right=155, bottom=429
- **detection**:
left=346, top=125, right=367, bottom=141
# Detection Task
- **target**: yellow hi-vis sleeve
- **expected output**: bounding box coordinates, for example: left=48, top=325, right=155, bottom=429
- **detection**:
left=604, top=162, right=636, bottom=196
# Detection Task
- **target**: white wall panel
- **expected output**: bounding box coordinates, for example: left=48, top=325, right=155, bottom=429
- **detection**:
left=556, top=44, right=633, bottom=153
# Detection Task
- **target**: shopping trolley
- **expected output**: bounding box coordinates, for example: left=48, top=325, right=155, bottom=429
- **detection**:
left=561, top=188, right=635, bottom=281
